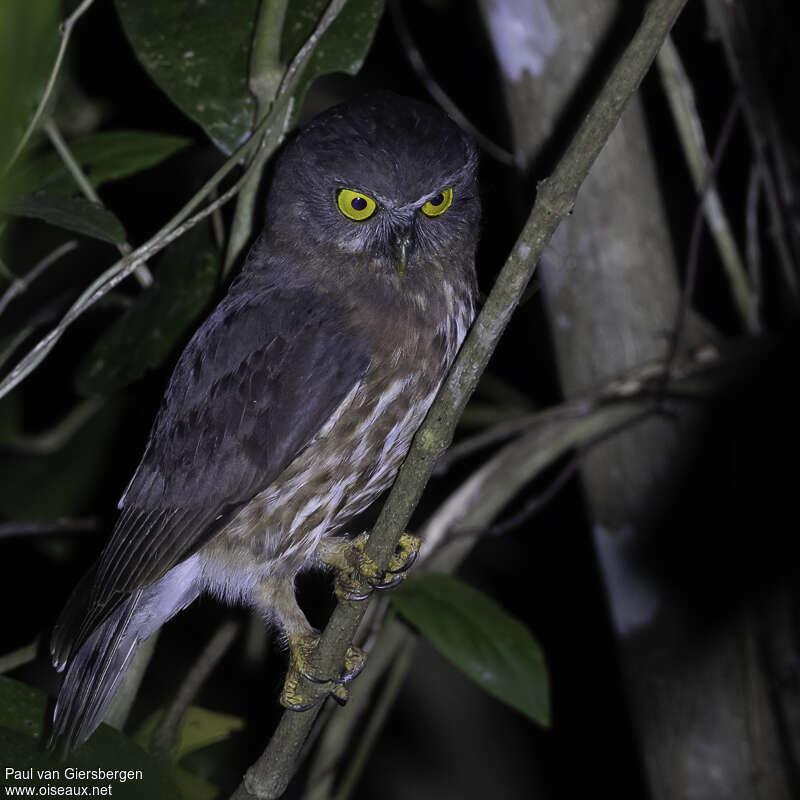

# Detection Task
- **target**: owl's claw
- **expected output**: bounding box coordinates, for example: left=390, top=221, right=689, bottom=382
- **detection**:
left=330, top=532, right=421, bottom=601
left=280, top=634, right=366, bottom=711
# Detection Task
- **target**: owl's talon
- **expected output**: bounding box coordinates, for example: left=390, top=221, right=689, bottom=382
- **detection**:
left=387, top=532, right=421, bottom=574
left=331, top=684, right=350, bottom=706
left=280, top=635, right=365, bottom=710
left=371, top=572, right=406, bottom=592
left=386, top=545, right=418, bottom=575
left=329, top=532, right=421, bottom=601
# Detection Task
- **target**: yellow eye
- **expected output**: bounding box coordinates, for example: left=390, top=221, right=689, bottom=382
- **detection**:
left=421, top=187, right=453, bottom=217
left=337, top=188, right=377, bottom=221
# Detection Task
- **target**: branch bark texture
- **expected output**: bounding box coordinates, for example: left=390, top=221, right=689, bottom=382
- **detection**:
left=231, top=1, right=689, bottom=797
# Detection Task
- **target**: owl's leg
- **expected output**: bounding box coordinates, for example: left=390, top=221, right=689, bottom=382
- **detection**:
left=317, top=531, right=421, bottom=601
left=256, top=575, right=365, bottom=711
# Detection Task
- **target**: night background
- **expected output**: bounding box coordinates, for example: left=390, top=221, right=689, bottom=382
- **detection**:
left=1, top=0, right=800, bottom=798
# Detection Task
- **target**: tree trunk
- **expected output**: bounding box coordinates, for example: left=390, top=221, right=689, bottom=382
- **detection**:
left=478, top=0, right=792, bottom=797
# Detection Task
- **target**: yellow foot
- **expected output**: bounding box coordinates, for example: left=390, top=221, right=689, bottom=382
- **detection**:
left=280, top=634, right=367, bottom=711
left=332, top=532, right=421, bottom=601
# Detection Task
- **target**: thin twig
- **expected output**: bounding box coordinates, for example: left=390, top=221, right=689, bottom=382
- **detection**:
left=705, top=0, right=799, bottom=300
left=434, top=411, right=543, bottom=475
left=0, top=108, right=274, bottom=401
left=657, top=35, right=756, bottom=332
left=2, top=0, right=96, bottom=176
left=0, top=240, right=78, bottom=317
left=6, top=396, right=104, bottom=455
left=661, top=94, right=742, bottom=394
left=332, top=641, right=415, bottom=800
left=746, top=163, right=763, bottom=324
left=150, top=620, right=241, bottom=756
left=231, top=2, right=691, bottom=797
left=454, top=408, right=655, bottom=543
left=0, top=518, right=98, bottom=540
left=0, top=638, right=40, bottom=674
left=43, top=117, right=153, bottom=287
left=0, top=0, right=335, bottom=404
left=388, top=0, right=516, bottom=167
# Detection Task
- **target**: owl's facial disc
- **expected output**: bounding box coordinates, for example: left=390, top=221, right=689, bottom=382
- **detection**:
left=334, top=183, right=458, bottom=275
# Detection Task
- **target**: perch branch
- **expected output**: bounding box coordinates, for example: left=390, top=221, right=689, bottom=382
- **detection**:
left=230, top=1, right=690, bottom=797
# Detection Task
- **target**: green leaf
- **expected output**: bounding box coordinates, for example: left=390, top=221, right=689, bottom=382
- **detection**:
left=115, top=0, right=259, bottom=154
left=5, top=131, right=193, bottom=197
left=3, top=193, right=127, bottom=245
left=75, top=223, right=220, bottom=396
left=0, top=1, right=59, bottom=176
left=0, top=676, right=182, bottom=799
left=281, top=0, right=384, bottom=104
left=391, top=573, right=551, bottom=726
left=134, top=706, right=245, bottom=763
left=114, top=0, right=384, bottom=155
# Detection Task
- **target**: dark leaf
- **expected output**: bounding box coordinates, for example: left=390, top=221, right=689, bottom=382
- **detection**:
left=3, top=194, right=127, bottom=245
left=281, top=0, right=384, bottom=104
left=134, top=706, right=244, bottom=763
left=5, top=131, right=192, bottom=197
left=391, top=573, right=550, bottom=726
left=114, top=0, right=385, bottom=155
left=0, top=676, right=181, bottom=799
left=115, top=0, right=259, bottom=154
left=75, top=223, right=220, bottom=396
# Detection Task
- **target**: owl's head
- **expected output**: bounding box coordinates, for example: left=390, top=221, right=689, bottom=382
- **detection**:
left=265, top=93, right=480, bottom=282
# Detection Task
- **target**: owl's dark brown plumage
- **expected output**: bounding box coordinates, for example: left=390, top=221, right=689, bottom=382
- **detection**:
left=50, top=93, right=480, bottom=753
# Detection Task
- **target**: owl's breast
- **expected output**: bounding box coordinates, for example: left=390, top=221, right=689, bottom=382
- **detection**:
left=200, top=275, right=474, bottom=587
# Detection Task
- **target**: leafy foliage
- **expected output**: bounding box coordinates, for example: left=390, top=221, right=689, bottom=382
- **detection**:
left=115, top=0, right=260, bottom=154
left=115, top=0, right=384, bottom=153
left=3, top=194, right=127, bottom=245
left=392, top=573, right=551, bottom=725
left=0, top=676, right=181, bottom=798
left=5, top=131, right=192, bottom=197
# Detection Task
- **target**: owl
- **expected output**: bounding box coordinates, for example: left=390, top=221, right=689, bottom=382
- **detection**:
left=49, top=92, right=480, bottom=754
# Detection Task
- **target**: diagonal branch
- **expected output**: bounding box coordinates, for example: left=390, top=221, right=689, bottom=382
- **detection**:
left=230, top=0, right=690, bottom=797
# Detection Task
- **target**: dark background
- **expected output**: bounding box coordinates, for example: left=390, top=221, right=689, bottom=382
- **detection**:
left=2, top=0, right=800, bottom=798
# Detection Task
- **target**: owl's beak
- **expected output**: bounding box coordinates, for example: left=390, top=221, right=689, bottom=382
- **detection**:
left=393, top=229, right=413, bottom=276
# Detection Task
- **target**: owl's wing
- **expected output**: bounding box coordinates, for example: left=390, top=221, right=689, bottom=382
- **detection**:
left=53, top=280, right=369, bottom=666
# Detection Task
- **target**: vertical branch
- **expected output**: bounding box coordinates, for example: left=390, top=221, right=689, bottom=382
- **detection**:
left=656, top=35, right=756, bottom=332
left=223, top=0, right=291, bottom=277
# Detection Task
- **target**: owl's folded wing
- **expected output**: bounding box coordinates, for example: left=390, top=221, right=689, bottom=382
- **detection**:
left=52, top=280, right=369, bottom=667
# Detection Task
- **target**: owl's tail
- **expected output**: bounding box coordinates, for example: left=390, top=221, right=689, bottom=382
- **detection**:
left=48, top=560, right=200, bottom=757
